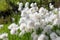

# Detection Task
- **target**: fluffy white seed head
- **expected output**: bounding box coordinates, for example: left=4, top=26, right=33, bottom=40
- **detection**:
left=18, top=2, right=23, bottom=11
left=19, top=30, right=25, bottom=36
left=8, top=23, right=18, bottom=30
left=30, top=3, right=34, bottom=7
left=25, top=2, right=29, bottom=8
left=49, top=3, right=54, bottom=9
left=31, top=32, right=38, bottom=40
left=56, top=37, right=60, bottom=40
left=0, top=24, right=3, bottom=29
left=10, top=29, right=16, bottom=35
left=27, top=20, right=34, bottom=29
left=50, top=32, right=58, bottom=40
left=38, top=34, right=48, bottom=40
left=0, top=33, right=8, bottom=39
left=19, top=23, right=26, bottom=31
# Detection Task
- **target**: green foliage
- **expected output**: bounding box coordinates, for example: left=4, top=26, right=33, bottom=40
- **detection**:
left=36, top=28, right=43, bottom=35
left=0, top=0, right=10, bottom=11
left=20, top=32, right=32, bottom=40
left=0, top=24, right=32, bottom=40
left=9, top=0, right=20, bottom=5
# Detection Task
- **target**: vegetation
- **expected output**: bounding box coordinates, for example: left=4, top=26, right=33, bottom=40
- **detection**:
left=0, top=0, right=60, bottom=40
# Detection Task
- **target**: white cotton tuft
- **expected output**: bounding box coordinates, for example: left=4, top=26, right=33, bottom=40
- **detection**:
left=50, top=32, right=58, bottom=40
left=19, top=23, right=26, bottom=31
left=8, top=23, right=18, bottom=30
left=0, top=33, right=8, bottom=39
left=18, top=2, right=23, bottom=11
left=38, top=34, right=48, bottom=40
left=30, top=3, right=34, bottom=7
left=0, top=24, right=3, bottom=29
left=19, top=30, right=25, bottom=36
left=49, top=3, right=54, bottom=9
left=31, top=32, right=38, bottom=40
left=25, top=2, right=29, bottom=8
